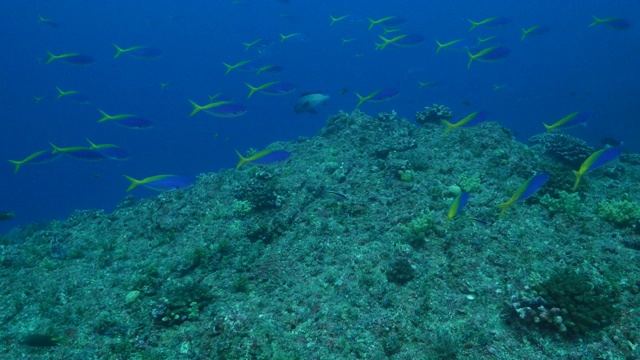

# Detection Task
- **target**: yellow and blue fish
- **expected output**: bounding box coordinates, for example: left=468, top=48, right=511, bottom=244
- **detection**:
left=543, top=112, right=588, bottom=132
left=441, top=111, right=488, bottom=133
left=572, top=147, right=621, bottom=191
left=497, top=173, right=550, bottom=218
left=447, top=192, right=470, bottom=221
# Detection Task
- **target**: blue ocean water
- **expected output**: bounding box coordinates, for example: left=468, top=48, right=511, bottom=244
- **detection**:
left=1, top=0, right=638, bottom=233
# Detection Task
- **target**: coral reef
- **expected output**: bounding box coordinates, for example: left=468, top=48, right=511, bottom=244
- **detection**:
left=1, top=107, right=640, bottom=359
left=509, top=267, right=620, bottom=336
left=415, top=103, right=452, bottom=126
left=529, top=132, right=594, bottom=168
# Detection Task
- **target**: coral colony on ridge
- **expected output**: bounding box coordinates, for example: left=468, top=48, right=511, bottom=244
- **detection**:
left=1, top=1, right=639, bottom=359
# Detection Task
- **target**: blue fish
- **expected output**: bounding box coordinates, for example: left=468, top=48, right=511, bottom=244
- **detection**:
left=447, top=192, right=470, bottom=221
left=114, top=117, right=153, bottom=129
left=393, top=34, right=425, bottom=48
left=63, top=54, right=94, bottom=65
left=204, top=103, right=248, bottom=118
left=497, top=173, right=550, bottom=218
left=124, top=175, right=193, bottom=192
left=573, top=147, right=622, bottom=190
left=370, top=88, right=400, bottom=103
left=259, top=82, right=296, bottom=96
left=235, top=149, right=292, bottom=169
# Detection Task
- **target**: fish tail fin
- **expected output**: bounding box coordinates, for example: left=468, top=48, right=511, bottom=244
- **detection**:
left=123, top=175, right=141, bottom=191
left=85, top=138, right=97, bottom=149
left=235, top=149, right=248, bottom=169
left=367, top=18, right=375, bottom=30
left=441, top=120, right=455, bottom=133
left=188, top=99, right=203, bottom=117
left=97, top=109, right=110, bottom=122
left=355, top=93, right=366, bottom=107
left=55, top=86, right=64, bottom=99
left=542, top=123, right=555, bottom=132
left=245, top=83, right=258, bottom=99
left=222, top=62, right=233, bottom=75
left=468, top=19, right=480, bottom=31
left=466, top=49, right=475, bottom=69
left=589, top=15, right=602, bottom=27
left=49, top=142, right=65, bottom=154
left=45, top=50, right=56, bottom=64
left=435, top=39, right=444, bottom=54
left=329, top=15, right=338, bottom=26
left=520, top=28, right=528, bottom=41
left=7, top=159, right=22, bottom=174
left=572, top=170, right=582, bottom=191
left=496, top=202, right=510, bottom=218
left=112, top=43, right=125, bottom=58
left=279, top=33, right=286, bottom=42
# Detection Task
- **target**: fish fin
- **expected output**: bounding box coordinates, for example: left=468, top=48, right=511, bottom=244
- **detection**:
left=496, top=202, right=510, bottom=218
left=123, top=175, right=141, bottom=191
left=572, top=170, right=581, bottom=191
left=441, top=120, right=455, bottom=133
left=235, top=149, right=248, bottom=169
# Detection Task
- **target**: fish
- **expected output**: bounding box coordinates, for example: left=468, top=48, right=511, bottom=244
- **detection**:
left=329, top=15, right=350, bottom=25
left=497, top=173, right=550, bottom=218
left=113, top=44, right=163, bottom=59
left=0, top=212, right=15, bottom=221
left=222, top=60, right=252, bottom=75
left=245, top=81, right=280, bottom=98
left=45, top=51, right=93, bottom=65
left=468, top=16, right=511, bottom=31
left=356, top=90, right=379, bottom=107
left=521, top=25, right=551, bottom=40
left=86, top=139, right=130, bottom=160
left=375, top=34, right=408, bottom=50
left=368, top=16, right=406, bottom=30
left=204, top=103, right=248, bottom=118
left=256, top=65, right=285, bottom=75
left=235, top=149, right=292, bottom=169
left=572, top=147, right=622, bottom=191
left=62, top=54, right=94, bottom=65
left=326, top=190, right=349, bottom=200
left=279, top=32, right=307, bottom=43
left=441, top=111, right=488, bottom=133
left=435, top=39, right=463, bottom=54
left=447, top=192, right=470, bottom=221
left=435, top=38, right=477, bottom=53
left=589, top=16, right=631, bottom=30
left=294, top=92, right=330, bottom=114
left=188, top=99, right=232, bottom=116
left=23, top=334, right=61, bottom=347
left=114, top=117, right=153, bottom=129
left=127, top=47, right=163, bottom=59
left=242, top=38, right=262, bottom=51
left=49, top=143, right=105, bottom=161
left=466, top=47, right=510, bottom=69
left=123, top=175, right=193, bottom=192
left=8, top=150, right=61, bottom=173
left=98, top=110, right=136, bottom=123
left=543, top=112, right=588, bottom=132
left=38, top=15, right=59, bottom=28
left=55, top=87, right=90, bottom=104
left=392, top=34, right=425, bottom=47
left=255, top=82, right=296, bottom=96
left=55, top=86, right=79, bottom=100
left=368, top=88, right=400, bottom=103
